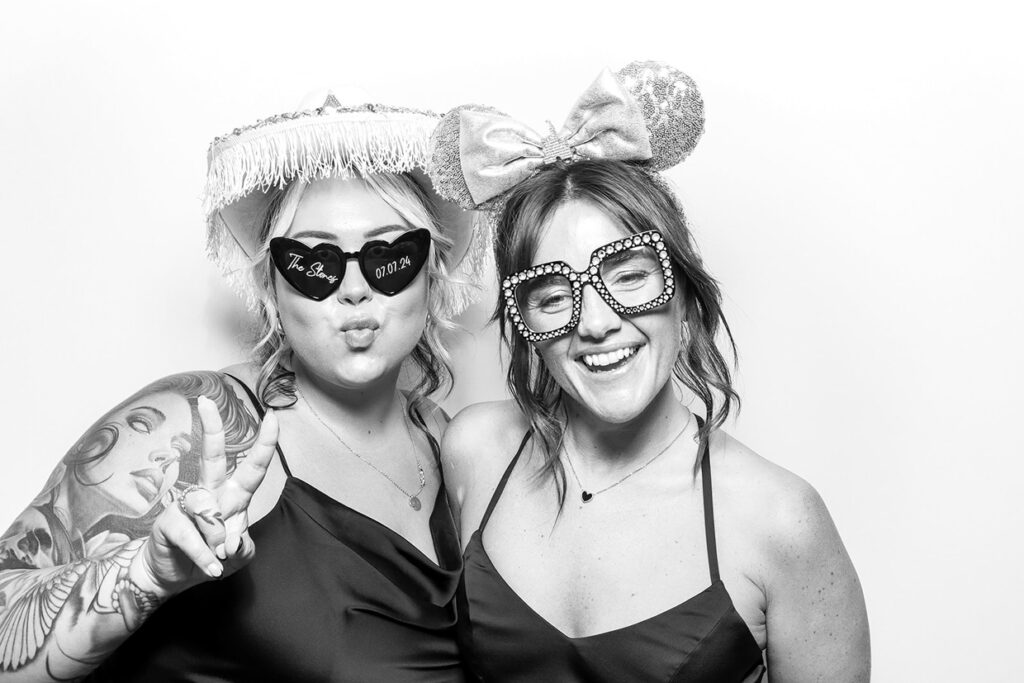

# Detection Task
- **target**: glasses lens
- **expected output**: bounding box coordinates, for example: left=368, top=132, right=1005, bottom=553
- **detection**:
left=599, top=245, right=666, bottom=308
left=361, top=229, right=431, bottom=296
left=514, top=273, right=574, bottom=334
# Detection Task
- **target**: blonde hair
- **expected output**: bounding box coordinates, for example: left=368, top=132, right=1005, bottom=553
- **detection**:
left=248, top=172, right=459, bottom=431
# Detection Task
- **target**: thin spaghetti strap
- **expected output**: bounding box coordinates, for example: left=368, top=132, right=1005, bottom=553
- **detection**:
left=699, top=434, right=721, bottom=583
left=224, top=373, right=293, bottom=478
left=478, top=429, right=533, bottom=533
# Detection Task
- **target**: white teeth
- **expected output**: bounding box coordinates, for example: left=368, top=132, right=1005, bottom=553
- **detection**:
left=582, top=346, right=638, bottom=368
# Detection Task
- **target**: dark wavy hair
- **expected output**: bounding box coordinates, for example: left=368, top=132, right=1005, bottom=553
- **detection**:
left=494, top=159, right=738, bottom=501
left=66, top=372, right=259, bottom=490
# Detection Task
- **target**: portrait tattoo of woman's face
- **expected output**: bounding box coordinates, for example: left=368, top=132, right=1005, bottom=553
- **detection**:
left=0, top=372, right=258, bottom=570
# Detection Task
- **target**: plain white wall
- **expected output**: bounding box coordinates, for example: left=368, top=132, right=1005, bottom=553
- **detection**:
left=1, top=2, right=1020, bottom=679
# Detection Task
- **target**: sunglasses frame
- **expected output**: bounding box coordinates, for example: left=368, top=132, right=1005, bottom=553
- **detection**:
left=502, top=230, right=675, bottom=342
left=269, top=228, right=431, bottom=300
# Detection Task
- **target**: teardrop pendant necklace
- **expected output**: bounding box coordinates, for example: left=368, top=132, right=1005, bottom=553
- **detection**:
left=299, top=387, right=427, bottom=510
left=562, top=412, right=692, bottom=504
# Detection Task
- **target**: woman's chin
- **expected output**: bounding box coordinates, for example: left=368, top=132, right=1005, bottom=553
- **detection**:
left=327, top=356, right=400, bottom=390
left=573, top=392, right=652, bottom=425
left=564, top=373, right=659, bottom=425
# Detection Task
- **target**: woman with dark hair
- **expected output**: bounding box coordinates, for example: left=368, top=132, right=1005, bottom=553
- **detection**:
left=0, top=94, right=482, bottom=681
left=433, top=63, right=870, bottom=681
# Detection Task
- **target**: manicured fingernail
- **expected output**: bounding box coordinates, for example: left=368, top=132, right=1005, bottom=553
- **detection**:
left=215, top=544, right=226, bottom=560
left=206, top=562, right=223, bottom=578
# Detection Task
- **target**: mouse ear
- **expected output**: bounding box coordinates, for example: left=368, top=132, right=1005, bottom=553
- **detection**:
left=428, top=104, right=509, bottom=210
left=615, top=61, right=705, bottom=171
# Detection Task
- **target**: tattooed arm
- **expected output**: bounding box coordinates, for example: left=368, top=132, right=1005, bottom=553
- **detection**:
left=0, top=372, right=278, bottom=681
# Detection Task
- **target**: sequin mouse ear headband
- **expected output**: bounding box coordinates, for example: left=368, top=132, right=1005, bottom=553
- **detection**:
left=427, top=61, right=705, bottom=210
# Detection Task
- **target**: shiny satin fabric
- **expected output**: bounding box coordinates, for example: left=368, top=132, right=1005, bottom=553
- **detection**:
left=458, top=68, right=653, bottom=205
left=85, top=477, right=466, bottom=683
left=457, top=431, right=765, bottom=683
left=461, top=544, right=764, bottom=683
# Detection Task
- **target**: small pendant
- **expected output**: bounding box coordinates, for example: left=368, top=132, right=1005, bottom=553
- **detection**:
left=409, top=496, right=422, bottom=511
left=581, top=491, right=593, bottom=503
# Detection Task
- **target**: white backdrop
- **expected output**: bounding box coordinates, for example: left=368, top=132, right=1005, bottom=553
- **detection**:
left=1, top=2, right=1020, bottom=680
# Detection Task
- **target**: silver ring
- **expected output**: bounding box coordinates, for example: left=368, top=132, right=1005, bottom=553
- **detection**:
left=177, top=484, right=210, bottom=515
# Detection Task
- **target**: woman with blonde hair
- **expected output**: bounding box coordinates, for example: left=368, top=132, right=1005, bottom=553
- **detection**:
left=0, top=93, right=481, bottom=682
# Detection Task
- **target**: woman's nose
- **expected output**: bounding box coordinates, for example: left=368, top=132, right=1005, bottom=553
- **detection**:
left=336, top=261, right=373, bottom=305
left=149, top=447, right=177, bottom=465
left=151, top=435, right=188, bottom=465
left=575, top=285, right=621, bottom=340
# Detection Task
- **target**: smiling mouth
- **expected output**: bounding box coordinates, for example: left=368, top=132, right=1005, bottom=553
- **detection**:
left=579, top=345, right=642, bottom=373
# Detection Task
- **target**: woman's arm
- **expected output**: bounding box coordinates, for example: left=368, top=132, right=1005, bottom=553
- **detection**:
left=763, top=479, right=871, bottom=682
left=0, top=371, right=276, bottom=681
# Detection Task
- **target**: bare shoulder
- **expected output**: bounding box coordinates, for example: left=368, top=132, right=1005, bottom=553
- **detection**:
left=442, top=400, right=528, bottom=477
left=712, top=432, right=831, bottom=518
left=708, top=431, right=869, bottom=675
left=440, top=400, right=529, bottom=523
left=707, top=430, right=834, bottom=550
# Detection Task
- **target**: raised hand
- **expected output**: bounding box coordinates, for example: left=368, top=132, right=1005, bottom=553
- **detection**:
left=132, top=397, right=278, bottom=597
left=0, top=373, right=276, bottom=679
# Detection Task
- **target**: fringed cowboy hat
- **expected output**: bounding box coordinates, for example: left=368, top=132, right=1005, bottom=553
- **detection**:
left=204, top=91, right=486, bottom=315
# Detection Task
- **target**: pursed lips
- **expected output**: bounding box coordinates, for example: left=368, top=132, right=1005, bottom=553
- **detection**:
left=130, top=467, right=165, bottom=501
left=340, top=317, right=380, bottom=332
left=130, top=456, right=177, bottom=502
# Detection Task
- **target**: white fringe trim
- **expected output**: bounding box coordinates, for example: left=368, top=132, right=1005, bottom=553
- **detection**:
left=443, top=212, right=494, bottom=317
left=205, top=113, right=437, bottom=213
left=205, top=113, right=442, bottom=311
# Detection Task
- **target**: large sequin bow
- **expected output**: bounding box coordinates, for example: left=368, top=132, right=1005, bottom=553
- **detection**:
left=458, top=68, right=653, bottom=206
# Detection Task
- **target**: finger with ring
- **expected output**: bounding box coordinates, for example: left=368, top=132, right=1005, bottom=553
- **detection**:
left=176, top=484, right=228, bottom=558
left=177, top=484, right=211, bottom=516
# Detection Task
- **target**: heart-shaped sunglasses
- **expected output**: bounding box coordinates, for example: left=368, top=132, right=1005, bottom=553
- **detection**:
left=269, top=229, right=431, bottom=300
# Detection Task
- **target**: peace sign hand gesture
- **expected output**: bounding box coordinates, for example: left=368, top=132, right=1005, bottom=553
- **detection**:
left=129, top=396, right=279, bottom=599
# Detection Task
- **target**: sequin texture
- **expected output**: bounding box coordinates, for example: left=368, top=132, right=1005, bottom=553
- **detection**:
left=428, top=104, right=507, bottom=210
left=615, top=61, right=705, bottom=171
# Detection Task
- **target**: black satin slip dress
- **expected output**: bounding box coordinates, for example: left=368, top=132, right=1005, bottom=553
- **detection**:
left=86, top=378, right=465, bottom=682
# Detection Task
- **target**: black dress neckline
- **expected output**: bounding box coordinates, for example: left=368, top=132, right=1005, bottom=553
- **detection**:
left=283, top=474, right=461, bottom=574
left=468, top=529, right=743, bottom=643
left=456, top=426, right=765, bottom=682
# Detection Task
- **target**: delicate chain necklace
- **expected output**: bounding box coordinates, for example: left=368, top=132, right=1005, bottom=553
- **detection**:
left=562, top=412, right=693, bottom=504
left=298, top=387, right=427, bottom=511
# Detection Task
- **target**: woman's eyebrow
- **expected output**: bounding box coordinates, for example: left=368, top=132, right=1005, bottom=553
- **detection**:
left=288, top=229, right=337, bottom=241
left=130, top=405, right=167, bottom=424
left=601, top=248, right=645, bottom=267
left=288, top=225, right=407, bottom=242
left=364, top=224, right=408, bottom=239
